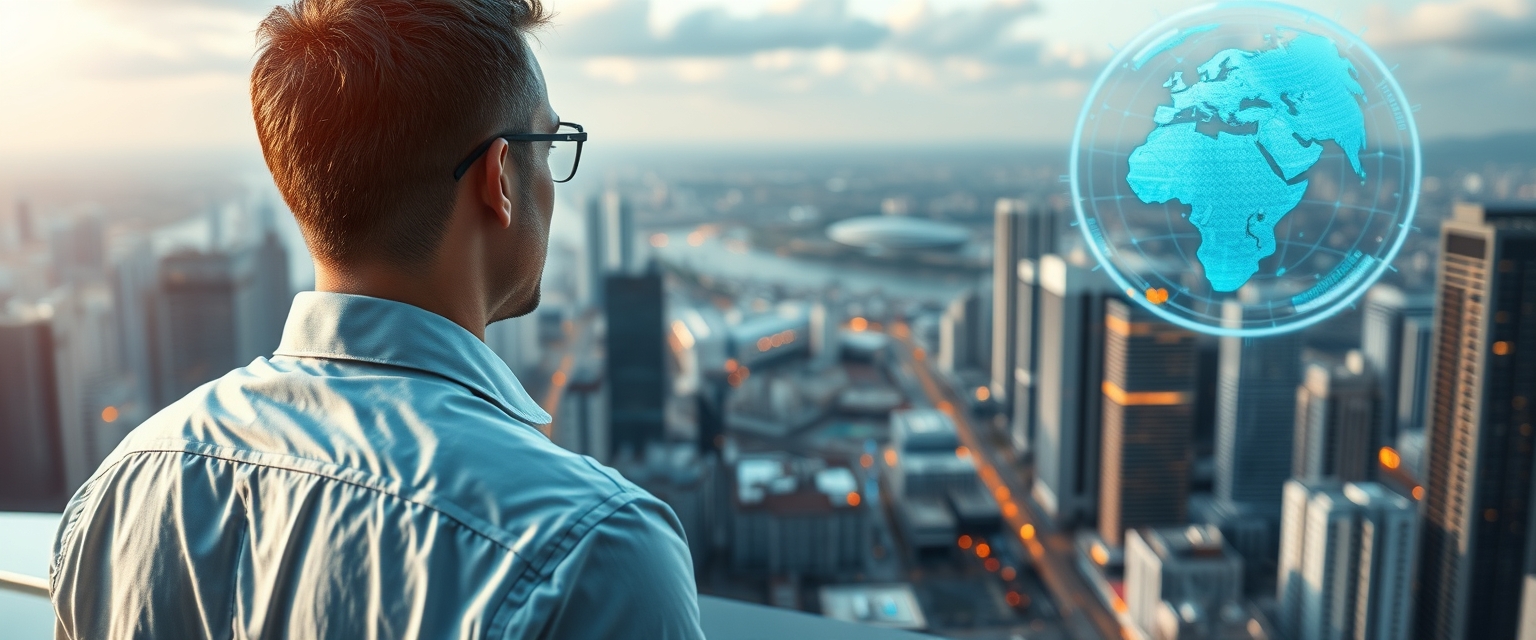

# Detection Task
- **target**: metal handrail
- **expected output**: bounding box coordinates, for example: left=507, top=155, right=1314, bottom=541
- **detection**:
left=0, top=569, right=48, bottom=598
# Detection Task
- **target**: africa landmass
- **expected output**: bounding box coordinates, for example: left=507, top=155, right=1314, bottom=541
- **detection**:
left=1125, top=30, right=1367, bottom=292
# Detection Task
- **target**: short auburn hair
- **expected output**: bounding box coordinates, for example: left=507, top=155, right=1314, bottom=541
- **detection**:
left=253, top=0, right=549, bottom=267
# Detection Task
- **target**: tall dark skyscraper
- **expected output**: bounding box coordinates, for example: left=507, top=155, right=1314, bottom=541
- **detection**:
left=0, top=313, right=68, bottom=508
left=583, top=193, right=606, bottom=307
left=1215, top=298, right=1304, bottom=511
left=153, top=240, right=290, bottom=408
left=0, top=313, right=68, bottom=511
left=1011, top=258, right=1039, bottom=453
left=605, top=270, right=667, bottom=460
left=1362, top=285, right=1435, bottom=447
left=1416, top=202, right=1536, bottom=640
left=1292, top=353, right=1378, bottom=484
left=991, top=199, right=1027, bottom=408
left=1032, top=253, right=1112, bottom=528
left=1198, top=296, right=1304, bottom=594
left=1097, top=298, right=1197, bottom=546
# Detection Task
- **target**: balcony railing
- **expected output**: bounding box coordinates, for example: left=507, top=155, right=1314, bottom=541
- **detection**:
left=0, top=512, right=933, bottom=640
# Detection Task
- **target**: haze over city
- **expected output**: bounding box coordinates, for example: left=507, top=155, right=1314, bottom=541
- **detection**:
left=2, top=1, right=1536, bottom=640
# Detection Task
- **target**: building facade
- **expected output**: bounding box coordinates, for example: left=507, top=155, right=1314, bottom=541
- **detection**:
left=1032, top=253, right=1112, bottom=527
left=1415, top=203, right=1536, bottom=640
left=1278, top=481, right=1417, bottom=640
left=1124, top=525, right=1244, bottom=640
left=1293, top=354, right=1378, bottom=484
left=1098, top=298, right=1198, bottom=547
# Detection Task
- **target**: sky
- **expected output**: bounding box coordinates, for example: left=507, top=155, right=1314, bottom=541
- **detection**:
left=0, top=0, right=1532, bottom=163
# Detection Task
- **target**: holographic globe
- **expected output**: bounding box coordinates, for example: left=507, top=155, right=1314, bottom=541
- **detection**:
left=1070, top=1, right=1419, bottom=336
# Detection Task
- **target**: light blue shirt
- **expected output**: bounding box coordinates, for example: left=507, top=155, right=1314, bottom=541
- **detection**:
left=49, top=292, right=704, bottom=639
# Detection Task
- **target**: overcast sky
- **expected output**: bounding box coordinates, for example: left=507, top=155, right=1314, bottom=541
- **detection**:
left=0, top=0, right=1532, bottom=162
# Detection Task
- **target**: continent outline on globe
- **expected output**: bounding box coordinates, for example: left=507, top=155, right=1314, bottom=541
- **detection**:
left=1125, top=28, right=1369, bottom=293
left=1070, top=1, right=1421, bottom=338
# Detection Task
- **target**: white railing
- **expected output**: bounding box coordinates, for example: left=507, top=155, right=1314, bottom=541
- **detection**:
left=0, top=569, right=47, bottom=598
left=0, top=570, right=933, bottom=639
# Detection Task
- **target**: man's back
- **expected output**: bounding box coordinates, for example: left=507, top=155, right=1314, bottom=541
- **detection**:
left=50, top=292, right=704, bottom=639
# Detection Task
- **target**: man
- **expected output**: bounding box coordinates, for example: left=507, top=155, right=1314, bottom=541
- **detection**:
left=49, top=1, right=705, bottom=637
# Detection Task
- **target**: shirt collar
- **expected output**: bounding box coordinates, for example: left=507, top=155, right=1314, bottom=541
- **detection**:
left=274, top=291, right=552, bottom=427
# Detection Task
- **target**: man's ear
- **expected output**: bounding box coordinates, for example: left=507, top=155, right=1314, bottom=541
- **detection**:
left=480, top=138, right=516, bottom=229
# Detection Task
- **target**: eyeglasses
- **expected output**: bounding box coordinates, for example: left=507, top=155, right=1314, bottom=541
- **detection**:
left=453, top=122, right=586, bottom=183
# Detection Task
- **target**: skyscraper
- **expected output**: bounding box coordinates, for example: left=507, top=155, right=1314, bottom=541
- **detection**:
left=1198, top=296, right=1305, bottom=593
left=0, top=311, right=67, bottom=511
left=49, top=214, right=106, bottom=285
left=1098, top=298, right=1198, bottom=547
left=991, top=199, right=1026, bottom=407
left=1278, top=480, right=1417, bottom=640
left=937, top=289, right=983, bottom=374
left=991, top=199, right=1061, bottom=410
left=603, top=189, right=635, bottom=274
left=1416, top=202, right=1536, bottom=640
left=553, top=360, right=607, bottom=462
left=1293, top=352, right=1378, bottom=484
left=583, top=193, right=606, bottom=307
left=605, top=269, right=667, bottom=460
left=485, top=312, right=543, bottom=378
left=152, top=241, right=290, bottom=408
left=1361, top=285, right=1435, bottom=448
left=1011, top=258, right=1039, bottom=453
left=1032, top=253, right=1112, bottom=527
left=1215, top=297, right=1304, bottom=511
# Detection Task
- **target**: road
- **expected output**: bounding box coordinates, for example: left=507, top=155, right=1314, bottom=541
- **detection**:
left=888, top=322, right=1124, bottom=640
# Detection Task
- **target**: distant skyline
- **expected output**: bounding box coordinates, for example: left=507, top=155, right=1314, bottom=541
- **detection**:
left=0, top=0, right=1533, bottom=163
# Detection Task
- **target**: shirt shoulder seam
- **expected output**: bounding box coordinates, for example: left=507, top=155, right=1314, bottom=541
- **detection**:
left=485, top=497, right=654, bottom=639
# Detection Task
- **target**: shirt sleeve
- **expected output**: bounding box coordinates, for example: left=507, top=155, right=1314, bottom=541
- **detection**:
left=525, top=497, right=706, bottom=640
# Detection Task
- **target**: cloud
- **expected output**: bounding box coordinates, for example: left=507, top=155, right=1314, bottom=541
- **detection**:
left=546, top=0, right=1087, bottom=88
left=1366, top=0, right=1536, bottom=55
left=888, top=0, right=1043, bottom=65
left=553, top=0, right=887, bottom=57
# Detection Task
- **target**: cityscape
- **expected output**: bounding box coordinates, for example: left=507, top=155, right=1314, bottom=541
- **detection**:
left=3, top=0, right=1536, bottom=639
left=4, top=134, right=1536, bottom=639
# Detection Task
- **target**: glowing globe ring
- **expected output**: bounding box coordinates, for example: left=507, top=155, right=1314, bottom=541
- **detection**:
left=1068, top=0, right=1420, bottom=337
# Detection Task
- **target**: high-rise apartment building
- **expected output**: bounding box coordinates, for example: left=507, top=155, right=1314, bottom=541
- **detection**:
left=1098, top=298, right=1198, bottom=547
left=1278, top=481, right=1417, bottom=640
left=1361, top=285, right=1435, bottom=447
left=1416, top=202, right=1536, bottom=640
left=1293, top=353, right=1378, bottom=484
left=1032, top=253, right=1112, bottom=527
left=0, top=312, right=67, bottom=511
left=604, top=270, right=667, bottom=460
left=1011, top=258, right=1039, bottom=453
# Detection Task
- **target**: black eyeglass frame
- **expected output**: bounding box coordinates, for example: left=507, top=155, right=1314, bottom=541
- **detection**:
left=453, top=122, right=586, bottom=182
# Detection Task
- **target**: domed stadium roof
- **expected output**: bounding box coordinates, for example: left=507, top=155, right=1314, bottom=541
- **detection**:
left=826, top=216, right=970, bottom=251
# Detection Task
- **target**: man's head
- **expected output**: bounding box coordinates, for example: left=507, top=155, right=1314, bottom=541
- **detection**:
left=253, top=0, right=556, bottom=326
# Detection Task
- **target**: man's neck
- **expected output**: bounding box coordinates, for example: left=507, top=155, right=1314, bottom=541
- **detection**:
left=315, top=261, right=489, bottom=340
